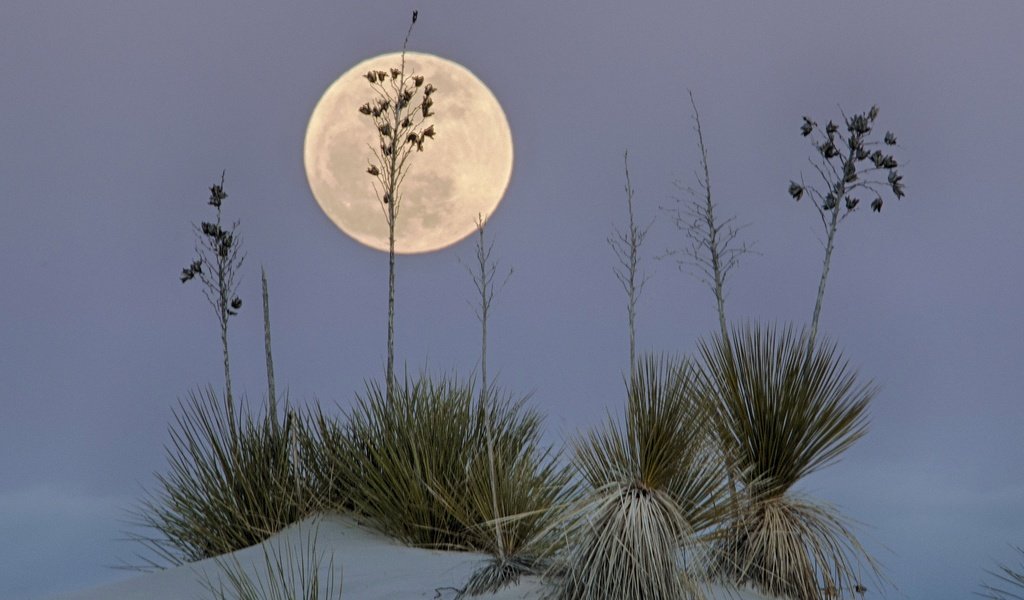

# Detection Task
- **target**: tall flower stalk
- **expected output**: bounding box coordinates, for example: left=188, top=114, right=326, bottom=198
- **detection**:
left=787, top=106, right=904, bottom=346
left=180, top=171, right=244, bottom=419
left=359, top=10, right=437, bottom=403
left=608, top=150, right=651, bottom=378
left=262, top=266, right=278, bottom=428
left=662, top=91, right=754, bottom=345
left=463, top=213, right=512, bottom=564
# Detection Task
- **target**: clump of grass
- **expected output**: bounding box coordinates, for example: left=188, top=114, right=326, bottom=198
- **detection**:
left=129, top=386, right=313, bottom=568
left=200, top=520, right=342, bottom=600
left=304, top=372, right=570, bottom=582
left=697, top=323, right=879, bottom=599
left=552, top=354, right=727, bottom=600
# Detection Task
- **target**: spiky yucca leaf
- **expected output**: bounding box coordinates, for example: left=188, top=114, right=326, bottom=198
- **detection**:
left=128, top=387, right=311, bottom=569
left=342, top=374, right=475, bottom=548
left=554, top=355, right=727, bottom=600
left=448, top=385, right=575, bottom=597
left=575, top=355, right=726, bottom=532
left=558, top=484, right=699, bottom=600
left=298, top=404, right=355, bottom=513
left=307, top=372, right=570, bottom=568
left=697, top=324, right=880, bottom=599
left=456, top=387, right=574, bottom=560
left=697, top=324, right=874, bottom=500
left=712, top=494, right=877, bottom=600
left=980, top=546, right=1024, bottom=600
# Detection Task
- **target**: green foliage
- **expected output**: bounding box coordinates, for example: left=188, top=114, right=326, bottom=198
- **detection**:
left=697, top=324, right=873, bottom=500
left=696, top=323, right=879, bottom=599
left=554, top=354, right=727, bottom=600
left=304, top=373, right=570, bottom=562
left=297, top=405, right=356, bottom=514
left=129, top=387, right=313, bottom=568
left=200, top=522, right=342, bottom=600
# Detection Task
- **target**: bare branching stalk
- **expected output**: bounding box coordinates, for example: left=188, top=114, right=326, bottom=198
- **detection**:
left=463, top=213, right=512, bottom=560
left=180, top=171, right=245, bottom=421
left=261, top=266, right=277, bottom=427
left=360, top=10, right=436, bottom=403
left=788, top=105, right=905, bottom=346
left=661, top=91, right=754, bottom=344
left=608, top=150, right=651, bottom=378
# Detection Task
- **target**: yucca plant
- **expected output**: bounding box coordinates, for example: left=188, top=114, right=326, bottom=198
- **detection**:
left=297, top=404, right=356, bottom=514
left=452, top=385, right=573, bottom=597
left=200, top=521, right=342, bottom=600
left=553, top=354, right=727, bottom=600
left=316, top=374, right=474, bottom=548
left=306, top=372, right=569, bottom=569
left=697, top=323, right=878, bottom=600
left=129, top=387, right=313, bottom=569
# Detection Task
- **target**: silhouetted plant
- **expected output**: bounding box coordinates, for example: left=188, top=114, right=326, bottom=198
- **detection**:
left=608, top=150, right=652, bottom=379
left=787, top=106, right=904, bottom=345
left=180, top=172, right=245, bottom=416
left=662, top=91, right=754, bottom=345
left=359, top=9, right=437, bottom=403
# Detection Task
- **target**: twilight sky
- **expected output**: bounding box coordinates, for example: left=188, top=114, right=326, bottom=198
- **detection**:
left=2, top=2, right=1023, bottom=599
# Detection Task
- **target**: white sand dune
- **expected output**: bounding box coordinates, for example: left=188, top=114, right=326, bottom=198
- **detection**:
left=45, top=513, right=775, bottom=600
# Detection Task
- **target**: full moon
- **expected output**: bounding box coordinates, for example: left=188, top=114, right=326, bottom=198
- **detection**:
left=304, top=52, right=513, bottom=254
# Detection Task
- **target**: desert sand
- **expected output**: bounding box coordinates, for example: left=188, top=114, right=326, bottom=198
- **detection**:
left=44, top=513, right=775, bottom=600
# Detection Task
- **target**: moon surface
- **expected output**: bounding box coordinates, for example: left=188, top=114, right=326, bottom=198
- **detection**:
left=304, top=52, right=513, bottom=254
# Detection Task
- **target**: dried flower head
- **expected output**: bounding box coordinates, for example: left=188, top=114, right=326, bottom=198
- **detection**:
left=789, top=181, right=804, bottom=201
left=801, top=116, right=816, bottom=137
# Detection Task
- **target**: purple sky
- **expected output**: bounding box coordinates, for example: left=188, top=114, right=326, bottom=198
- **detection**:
left=2, top=2, right=1023, bottom=598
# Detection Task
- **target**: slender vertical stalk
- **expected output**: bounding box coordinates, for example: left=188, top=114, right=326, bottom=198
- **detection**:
left=625, top=157, right=638, bottom=377
left=182, top=172, right=244, bottom=426
left=465, top=214, right=512, bottom=559
left=609, top=150, right=650, bottom=379
left=661, top=91, right=754, bottom=348
left=689, top=95, right=730, bottom=345
left=808, top=149, right=851, bottom=348
left=387, top=196, right=396, bottom=404
left=213, top=201, right=234, bottom=419
left=261, top=266, right=277, bottom=426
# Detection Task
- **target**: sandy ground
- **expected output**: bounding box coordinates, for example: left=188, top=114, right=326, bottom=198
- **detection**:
left=44, top=513, right=774, bottom=600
